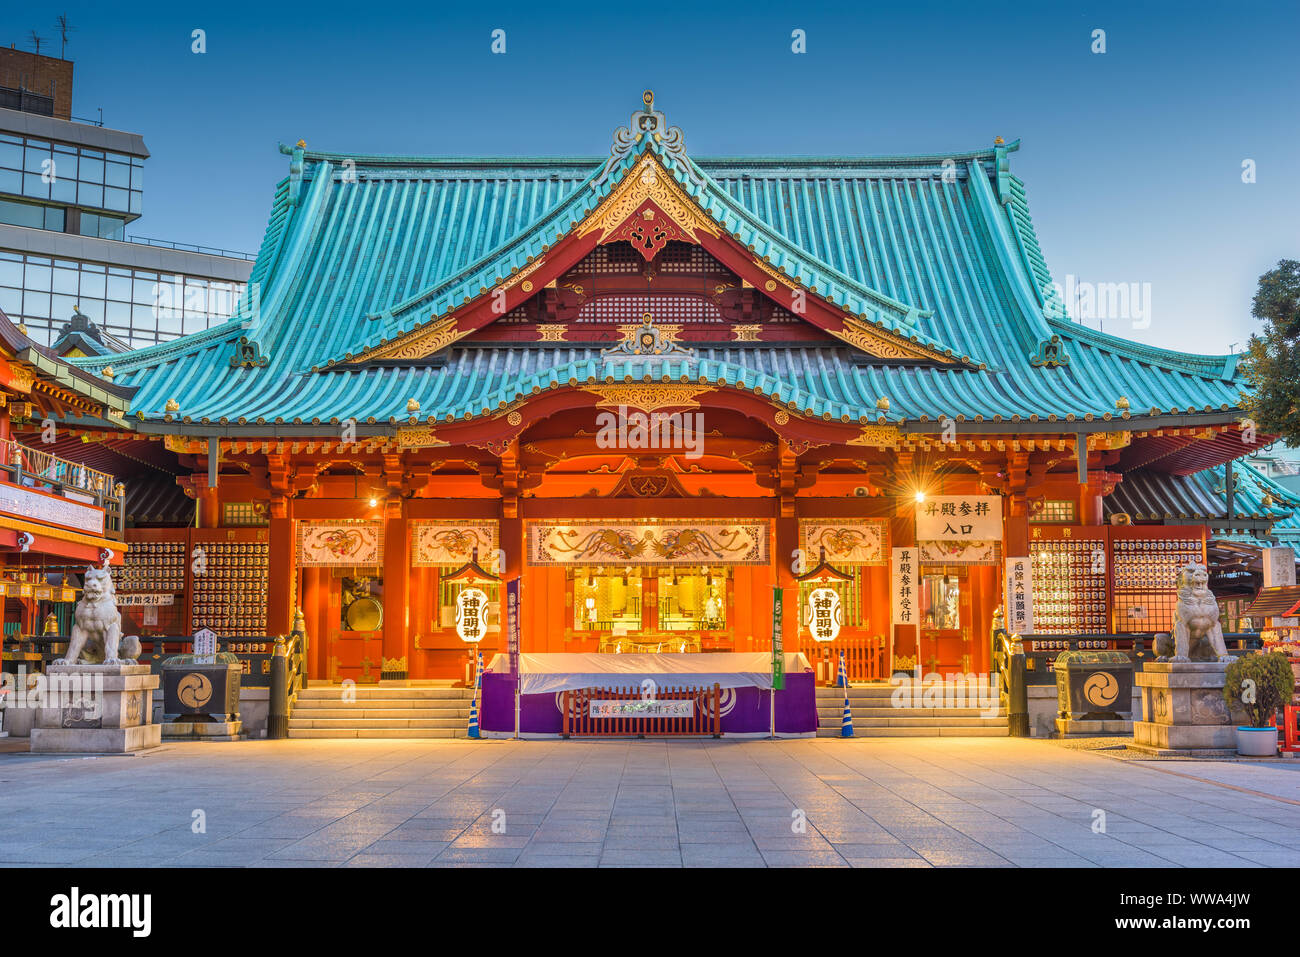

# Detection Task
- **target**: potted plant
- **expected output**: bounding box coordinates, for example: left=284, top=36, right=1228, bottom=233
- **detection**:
left=1222, top=652, right=1296, bottom=756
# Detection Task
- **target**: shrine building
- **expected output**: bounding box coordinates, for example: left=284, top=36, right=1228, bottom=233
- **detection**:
left=49, top=92, right=1273, bottom=689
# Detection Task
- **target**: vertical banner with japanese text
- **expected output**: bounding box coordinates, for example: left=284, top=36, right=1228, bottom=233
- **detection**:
left=506, top=578, right=521, bottom=676
left=1004, top=557, right=1035, bottom=635
left=891, top=547, right=917, bottom=628
left=771, top=587, right=785, bottom=690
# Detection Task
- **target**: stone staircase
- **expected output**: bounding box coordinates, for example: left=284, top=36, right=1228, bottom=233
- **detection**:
left=287, top=685, right=475, bottom=739
left=816, top=683, right=1008, bottom=737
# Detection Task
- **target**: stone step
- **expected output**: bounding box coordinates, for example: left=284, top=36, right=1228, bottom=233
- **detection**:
left=296, top=687, right=472, bottom=700
left=284, top=702, right=467, bottom=717
left=817, top=716, right=1008, bottom=728
left=287, top=717, right=467, bottom=730
left=286, top=727, right=467, bottom=739
left=814, top=726, right=1009, bottom=738
left=815, top=706, right=1005, bottom=718
left=294, top=698, right=471, bottom=711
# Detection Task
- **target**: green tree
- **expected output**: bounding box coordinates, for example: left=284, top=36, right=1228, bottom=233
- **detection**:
left=1240, top=260, right=1300, bottom=443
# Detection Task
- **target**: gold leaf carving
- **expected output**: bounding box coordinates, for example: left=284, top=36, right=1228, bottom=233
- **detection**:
left=351, top=317, right=459, bottom=363
left=396, top=426, right=449, bottom=449
left=582, top=384, right=712, bottom=412
left=578, top=155, right=720, bottom=245
left=847, top=425, right=900, bottom=448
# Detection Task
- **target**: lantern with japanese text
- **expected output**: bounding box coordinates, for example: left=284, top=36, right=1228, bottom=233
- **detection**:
left=455, top=587, right=490, bottom=644
left=442, top=548, right=500, bottom=644
left=797, top=547, right=853, bottom=643
left=807, top=587, right=843, bottom=642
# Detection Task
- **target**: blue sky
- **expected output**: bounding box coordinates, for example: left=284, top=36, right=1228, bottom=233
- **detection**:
left=6, top=0, right=1296, bottom=352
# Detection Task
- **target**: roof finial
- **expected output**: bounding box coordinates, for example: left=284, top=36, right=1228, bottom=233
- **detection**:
left=994, top=135, right=1004, bottom=145
left=590, top=89, right=702, bottom=192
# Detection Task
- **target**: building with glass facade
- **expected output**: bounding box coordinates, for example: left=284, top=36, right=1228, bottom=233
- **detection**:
left=0, top=47, right=252, bottom=349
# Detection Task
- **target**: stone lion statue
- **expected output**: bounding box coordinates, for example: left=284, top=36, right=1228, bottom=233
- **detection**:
left=1155, top=562, right=1234, bottom=663
left=59, top=566, right=141, bottom=666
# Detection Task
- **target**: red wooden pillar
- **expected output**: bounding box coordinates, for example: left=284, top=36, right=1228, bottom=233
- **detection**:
left=196, top=482, right=220, bottom=529
left=1080, top=472, right=1105, bottom=526
left=775, top=515, right=798, bottom=665
left=381, top=504, right=408, bottom=678
left=267, top=497, right=294, bottom=637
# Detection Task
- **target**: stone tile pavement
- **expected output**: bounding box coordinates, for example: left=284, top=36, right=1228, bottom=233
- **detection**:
left=0, top=737, right=1297, bottom=867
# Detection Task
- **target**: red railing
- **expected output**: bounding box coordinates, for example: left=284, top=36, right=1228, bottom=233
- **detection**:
left=798, top=634, right=889, bottom=684
left=562, top=684, right=721, bottom=737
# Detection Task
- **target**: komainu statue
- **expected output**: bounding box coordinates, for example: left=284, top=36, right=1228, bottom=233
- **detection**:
left=1155, top=562, right=1234, bottom=663
left=58, top=566, right=141, bottom=665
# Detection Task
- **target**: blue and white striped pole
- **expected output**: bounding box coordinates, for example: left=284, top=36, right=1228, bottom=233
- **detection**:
left=839, top=651, right=854, bottom=738
left=467, top=647, right=483, bottom=739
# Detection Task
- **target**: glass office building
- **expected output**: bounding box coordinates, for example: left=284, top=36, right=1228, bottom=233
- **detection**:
left=0, top=48, right=252, bottom=350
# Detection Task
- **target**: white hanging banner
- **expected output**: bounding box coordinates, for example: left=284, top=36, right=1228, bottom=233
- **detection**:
left=1004, top=557, right=1034, bottom=636
left=806, top=587, right=842, bottom=642
left=890, top=547, right=917, bottom=628
left=915, top=496, right=1002, bottom=541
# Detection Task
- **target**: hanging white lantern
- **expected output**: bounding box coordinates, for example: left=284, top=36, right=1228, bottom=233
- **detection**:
left=455, top=586, right=490, bottom=643
left=807, top=586, right=842, bottom=642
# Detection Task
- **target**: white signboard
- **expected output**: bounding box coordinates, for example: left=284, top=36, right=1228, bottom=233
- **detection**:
left=1004, top=557, right=1034, bottom=636
left=193, top=627, right=217, bottom=664
left=117, top=593, right=176, bottom=606
left=1263, top=547, right=1297, bottom=626
left=807, top=586, right=842, bottom=642
left=455, top=587, right=490, bottom=643
left=891, top=547, right=917, bottom=628
left=589, top=699, right=694, bottom=719
left=0, top=484, right=105, bottom=534
left=915, top=495, right=1002, bottom=541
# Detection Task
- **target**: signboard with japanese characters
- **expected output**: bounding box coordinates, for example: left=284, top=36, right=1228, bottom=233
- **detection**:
left=806, top=586, right=842, bottom=642
left=193, top=627, right=217, bottom=664
left=455, top=587, right=490, bottom=643
left=915, top=495, right=1002, bottom=542
left=891, top=547, right=917, bottom=628
left=117, top=593, right=176, bottom=606
left=1004, top=557, right=1034, bottom=636
left=1263, top=547, right=1296, bottom=626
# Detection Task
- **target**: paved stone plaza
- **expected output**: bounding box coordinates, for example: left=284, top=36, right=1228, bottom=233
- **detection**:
left=0, top=738, right=1298, bottom=867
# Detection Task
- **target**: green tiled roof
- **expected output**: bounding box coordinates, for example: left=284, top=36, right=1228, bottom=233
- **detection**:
left=67, top=118, right=1247, bottom=434
left=1107, top=461, right=1300, bottom=534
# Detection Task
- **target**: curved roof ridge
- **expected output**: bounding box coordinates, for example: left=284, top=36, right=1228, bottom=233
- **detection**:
left=1050, top=318, right=1237, bottom=380
left=296, top=140, right=1020, bottom=171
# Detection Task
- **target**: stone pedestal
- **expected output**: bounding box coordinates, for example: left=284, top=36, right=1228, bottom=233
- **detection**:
left=30, top=663, right=161, bottom=753
left=1132, top=661, right=1242, bottom=756
left=1056, top=717, right=1133, bottom=737
left=161, top=719, right=242, bottom=741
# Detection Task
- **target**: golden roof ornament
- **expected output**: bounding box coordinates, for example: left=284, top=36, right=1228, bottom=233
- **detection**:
left=1115, top=396, right=1130, bottom=410
left=876, top=396, right=891, bottom=411
left=994, top=136, right=1005, bottom=145
left=165, top=398, right=180, bottom=412
left=406, top=398, right=421, bottom=413
left=101, top=366, right=115, bottom=380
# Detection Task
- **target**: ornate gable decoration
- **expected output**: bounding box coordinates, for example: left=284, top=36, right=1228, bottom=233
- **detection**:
left=579, top=154, right=719, bottom=254
left=600, top=313, right=694, bottom=360
left=591, top=90, right=703, bottom=193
